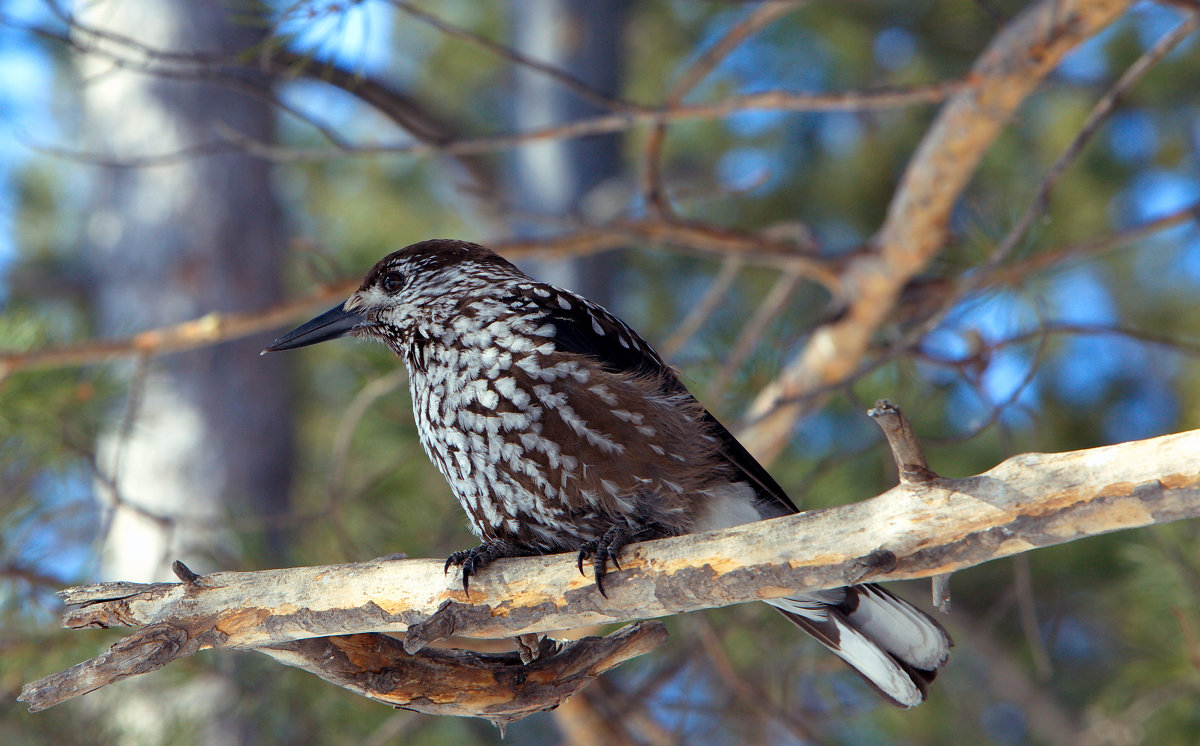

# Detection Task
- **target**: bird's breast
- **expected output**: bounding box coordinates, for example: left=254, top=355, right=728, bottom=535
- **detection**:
left=404, top=333, right=721, bottom=549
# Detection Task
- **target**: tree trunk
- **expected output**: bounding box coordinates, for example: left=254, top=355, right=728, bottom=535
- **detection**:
left=82, top=0, right=290, bottom=580
left=79, top=0, right=290, bottom=742
left=507, top=0, right=627, bottom=307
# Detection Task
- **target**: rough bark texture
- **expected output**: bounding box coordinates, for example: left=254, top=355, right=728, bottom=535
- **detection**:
left=256, top=622, right=667, bottom=726
left=20, top=428, right=1200, bottom=716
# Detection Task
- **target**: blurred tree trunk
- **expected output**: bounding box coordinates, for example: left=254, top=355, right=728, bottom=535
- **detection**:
left=508, top=0, right=628, bottom=307
left=79, top=0, right=289, bottom=742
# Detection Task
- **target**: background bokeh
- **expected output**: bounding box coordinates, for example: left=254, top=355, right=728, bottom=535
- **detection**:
left=3, top=1, right=1200, bottom=744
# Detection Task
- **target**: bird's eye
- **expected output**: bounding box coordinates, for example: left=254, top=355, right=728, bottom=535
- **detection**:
left=381, top=271, right=405, bottom=294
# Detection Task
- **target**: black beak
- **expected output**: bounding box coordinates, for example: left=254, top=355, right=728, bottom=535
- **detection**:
left=261, top=303, right=367, bottom=354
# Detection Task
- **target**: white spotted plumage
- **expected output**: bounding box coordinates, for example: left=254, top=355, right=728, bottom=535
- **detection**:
left=270, top=239, right=952, bottom=708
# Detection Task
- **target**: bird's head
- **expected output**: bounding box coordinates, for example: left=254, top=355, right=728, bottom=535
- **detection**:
left=262, top=239, right=526, bottom=356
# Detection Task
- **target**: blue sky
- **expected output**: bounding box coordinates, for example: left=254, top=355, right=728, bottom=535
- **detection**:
left=2, top=1, right=1198, bottom=444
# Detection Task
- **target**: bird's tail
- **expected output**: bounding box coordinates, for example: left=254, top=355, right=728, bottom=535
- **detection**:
left=767, top=583, right=952, bottom=708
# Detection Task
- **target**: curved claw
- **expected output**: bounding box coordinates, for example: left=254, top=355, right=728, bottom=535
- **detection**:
left=577, top=528, right=634, bottom=597
left=461, top=559, right=474, bottom=596
left=593, top=548, right=609, bottom=598
left=443, top=540, right=529, bottom=599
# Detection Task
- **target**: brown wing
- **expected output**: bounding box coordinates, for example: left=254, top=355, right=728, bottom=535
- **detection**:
left=515, top=284, right=799, bottom=515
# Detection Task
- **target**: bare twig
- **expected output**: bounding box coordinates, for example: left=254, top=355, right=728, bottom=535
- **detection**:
left=1013, top=553, right=1053, bottom=680
left=1, top=224, right=838, bottom=377
left=391, top=1, right=629, bottom=114
left=198, top=82, right=965, bottom=164
left=661, top=256, right=746, bottom=357
left=0, top=282, right=355, bottom=375
left=931, top=574, right=953, bottom=614
left=708, top=265, right=803, bottom=400
left=25, top=8, right=965, bottom=168
left=867, top=399, right=936, bottom=484
left=644, top=1, right=801, bottom=216
left=739, top=0, right=1137, bottom=463
left=993, top=199, right=1200, bottom=285
left=326, top=368, right=409, bottom=503
left=954, top=609, right=1085, bottom=743
left=735, top=200, right=1200, bottom=434
left=981, top=11, right=1200, bottom=274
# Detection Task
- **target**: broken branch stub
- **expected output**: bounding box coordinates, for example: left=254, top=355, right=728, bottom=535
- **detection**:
left=17, top=427, right=1200, bottom=716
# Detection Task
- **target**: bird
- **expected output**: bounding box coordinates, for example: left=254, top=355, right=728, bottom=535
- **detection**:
left=264, top=239, right=952, bottom=708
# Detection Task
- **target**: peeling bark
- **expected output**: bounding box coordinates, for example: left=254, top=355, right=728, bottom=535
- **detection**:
left=19, top=428, right=1200, bottom=718
left=257, top=622, right=667, bottom=725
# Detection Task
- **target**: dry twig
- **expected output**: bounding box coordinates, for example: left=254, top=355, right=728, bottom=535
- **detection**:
left=740, top=0, right=1137, bottom=463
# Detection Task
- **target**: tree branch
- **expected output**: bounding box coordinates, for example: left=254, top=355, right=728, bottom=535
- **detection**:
left=256, top=622, right=667, bottom=727
left=740, top=0, right=1136, bottom=462
left=0, top=221, right=834, bottom=376
left=20, top=427, right=1200, bottom=714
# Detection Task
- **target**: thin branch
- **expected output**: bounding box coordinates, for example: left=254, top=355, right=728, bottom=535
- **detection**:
left=1, top=224, right=836, bottom=377
left=20, top=427, right=1200, bottom=712
left=644, top=1, right=802, bottom=216
left=980, top=11, right=1200, bottom=274
left=917, top=322, right=1200, bottom=362
left=0, top=563, right=67, bottom=590
left=707, top=265, right=803, bottom=401
left=1012, top=553, right=1053, bottom=680
left=184, top=81, right=965, bottom=165
left=739, top=0, right=1137, bottom=463
left=21, top=11, right=492, bottom=186
left=390, top=1, right=630, bottom=114
left=661, top=256, right=746, bottom=357
left=868, top=399, right=937, bottom=484
left=763, top=10, right=1200, bottom=435
left=870, top=400, right=953, bottom=610
left=551, top=686, right=643, bottom=746
left=326, top=368, right=409, bottom=505
left=750, top=203, right=1200, bottom=424
left=19, top=3, right=963, bottom=162
left=0, top=282, right=355, bottom=376
left=954, top=609, right=1085, bottom=744
left=28, top=22, right=964, bottom=170
left=992, top=199, right=1200, bottom=285
left=695, top=619, right=830, bottom=744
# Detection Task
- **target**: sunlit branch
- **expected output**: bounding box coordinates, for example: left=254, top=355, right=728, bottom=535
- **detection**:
left=739, top=0, right=1138, bottom=463
left=19, top=427, right=1200, bottom=713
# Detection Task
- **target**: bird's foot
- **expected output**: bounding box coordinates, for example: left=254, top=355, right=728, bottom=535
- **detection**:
left=445, top=539, right=528, bottom=596
left=577, top=525, right=666, bottom=597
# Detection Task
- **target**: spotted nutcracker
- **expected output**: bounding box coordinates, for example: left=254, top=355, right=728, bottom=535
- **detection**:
left=265, top=239, right=951, bottom=707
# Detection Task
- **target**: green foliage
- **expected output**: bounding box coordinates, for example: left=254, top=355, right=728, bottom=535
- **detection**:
left=4, top=0, right=1200, bottom=743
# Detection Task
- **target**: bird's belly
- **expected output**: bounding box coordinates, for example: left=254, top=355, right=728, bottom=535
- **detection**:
left=691, top=481, right=762, bottom=531
left=411, top=373, right=599, bottom=550
left=432, top=440, right=601, bottom=550
left=407, top=353, right=707, bottom=551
